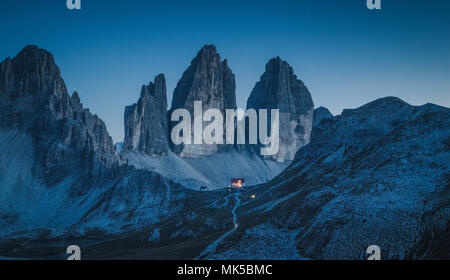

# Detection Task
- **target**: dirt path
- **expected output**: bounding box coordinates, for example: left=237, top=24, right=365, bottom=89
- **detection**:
left=197, top=191, right=241, bottom=259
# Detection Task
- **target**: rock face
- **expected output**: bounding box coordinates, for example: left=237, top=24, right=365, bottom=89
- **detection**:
left=313, top=106, right=333, bottom=126
left=247, top=57, right=314, bottom=162
left=169, top=45, right=236, bottom=157
left=123, top=74, right=169, bottom=156
left=0, top=46, right=205, bottom=240
left=0, top=45, right=117, bottom=185
left=223, top=97, right=450, bottom=259
left=0, top=45, right=71, bottom=125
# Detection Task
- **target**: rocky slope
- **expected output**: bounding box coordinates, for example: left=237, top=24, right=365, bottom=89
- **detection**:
left=211, top=97, right=449, bottom=259
left=123, top=74, right=169, bottom=156
left=247, top=57, right=314, bottom=162
left=121, top=149, right=288, bottom=190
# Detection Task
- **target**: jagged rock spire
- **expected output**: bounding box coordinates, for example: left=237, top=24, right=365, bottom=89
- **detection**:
left=169, top=44, right=237, bottom=157
left=123, top=74, right=169, bottom=156
left=247, top=57, right=314, bottom=161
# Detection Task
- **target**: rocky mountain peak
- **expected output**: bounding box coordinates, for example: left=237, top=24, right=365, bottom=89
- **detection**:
left=140, top=73, right=165, bottom=98
left=11, top=45, right=66, bottom=96
left=169, top=45, right=236, bottom=157
left=123, top=74, right=169, bottom=156
left=347, top=96, right=409, bottom=115
left=246, top=57, right=314, bottom=162
left=0, top=46, right=117, bottom=185
left=0, top=45, right=71, bottom=123
left=313, top=106, right=333, bottom=126
left=171, top=44, right=236, bottom=110
left=196, top=44, right=218, bottom=60
left=12, top=45, right=59, bottom=74
left=266, top=56, right=282, bottom=69
left=70, top=91, right=83, bottom=111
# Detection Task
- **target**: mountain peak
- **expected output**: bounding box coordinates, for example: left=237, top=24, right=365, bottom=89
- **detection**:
left=13, top=45, right=58, bottom=70
left=342, top=96, right=410, bottom=118
left=169, top=45, right=236, bottom=157
left=267, top=56, right=282, bottom=63
left=154, top=72, right=165, bottom=81
left=313, top=106, right=333, bottom=126
left=17, top=45, right=44, bottom=55
left=187, top=44, right=222, bottom=69
left=364, top=96, right=409, bottom=108
left=0, top=45, right=70, bottom=122
left=20, top=44, right=40, bottom=51
left=6, top=45, right=65, bottom=100
left=0, top=45, right=117, bottom=185
left=123, top=74, right=169, bottom=156
left=247, top=57, right=314, bottom=161
left=140, top=73, right=166, bottom=98
left=265, top=56, right=289, bottom=71
left=199, top=44, right=217, bottom=54
left=70, top=91, right=83, bottom=111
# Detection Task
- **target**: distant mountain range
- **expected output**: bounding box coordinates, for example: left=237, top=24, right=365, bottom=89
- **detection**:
left=0, top=45, right=448, bottom=259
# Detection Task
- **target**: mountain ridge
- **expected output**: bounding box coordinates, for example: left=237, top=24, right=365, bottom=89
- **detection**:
left=210, top=97, right=450, bottom=259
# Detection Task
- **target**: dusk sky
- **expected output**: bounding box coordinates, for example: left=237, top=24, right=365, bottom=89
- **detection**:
left=1, top=0, right=449, bottom=142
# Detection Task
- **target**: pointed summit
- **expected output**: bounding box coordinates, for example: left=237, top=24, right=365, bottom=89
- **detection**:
left=170, top=44, right=236, bottom=111
left=123, top=74, right=169, bottom=156
left=13, top=45, right=56, bottom=68
left=70, top=91, right=83, bottom=111
left=14, top=45, right=54, bottom=60
left=0, top=45, right=70, bottom=123
left=0, top=45, right=117, bottom=185
left=194, top=44, right=218, bottom=62
left=169, top=45, right=236, bottom=157
left=11, top=45, right=64, bottom=92
left=247, top=57, right=314, bottom=161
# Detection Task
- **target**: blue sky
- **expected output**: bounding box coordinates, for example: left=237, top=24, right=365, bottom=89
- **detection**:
left=0, top=0, right=449, bottom=142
